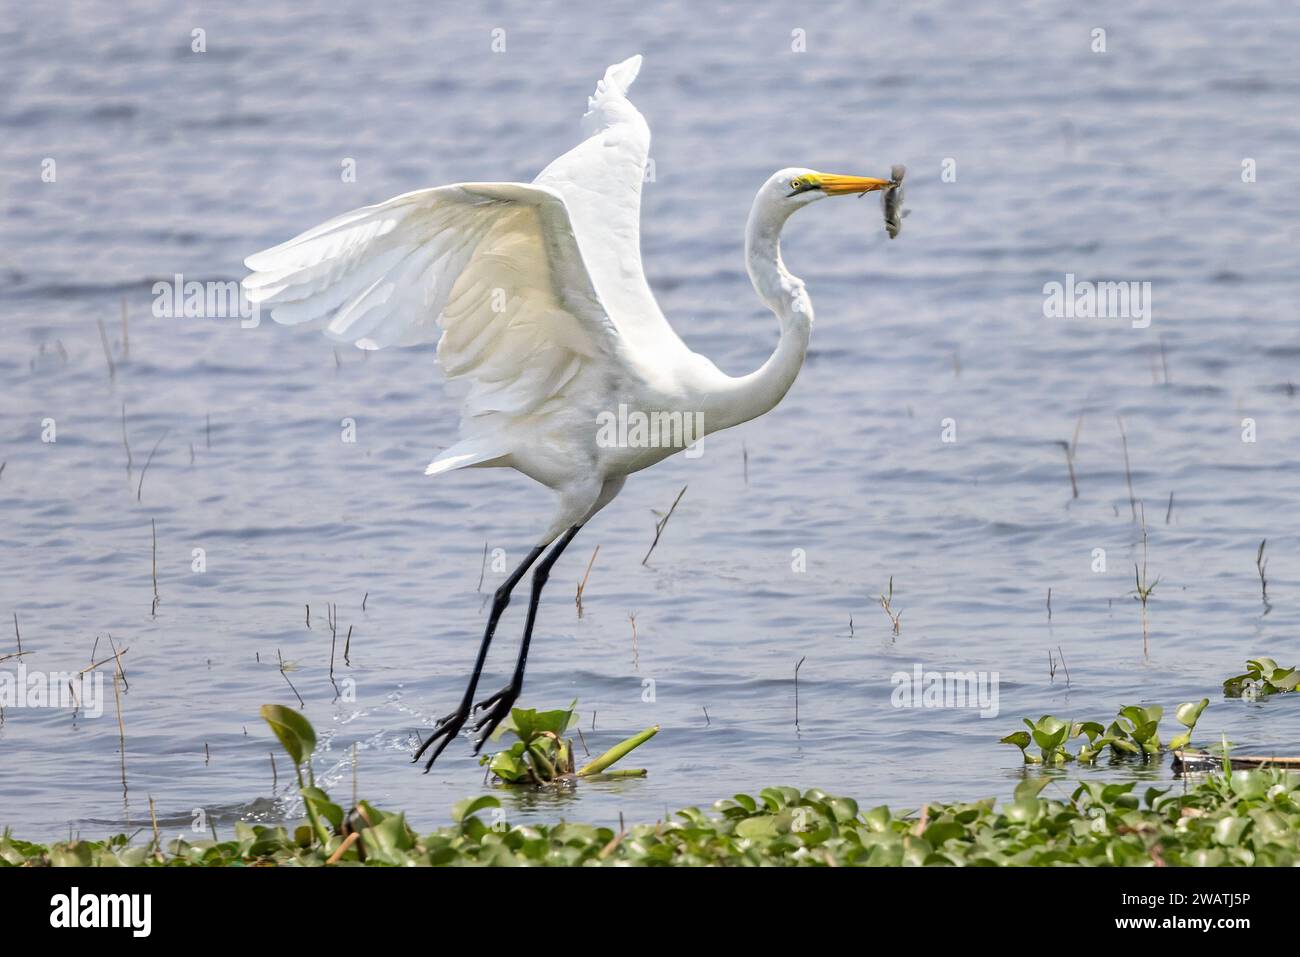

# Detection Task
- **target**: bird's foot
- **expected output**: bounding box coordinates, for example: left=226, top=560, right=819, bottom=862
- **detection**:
left=413, top=707, right=468, bottom=772
left=470, top=683, right=520, bottom=752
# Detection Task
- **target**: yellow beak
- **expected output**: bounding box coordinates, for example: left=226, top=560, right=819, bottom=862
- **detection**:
left=815, top=173, right=894, bottom=195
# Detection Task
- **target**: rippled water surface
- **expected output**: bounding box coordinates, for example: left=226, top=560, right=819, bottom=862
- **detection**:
left=3, top=1, right=1300, bottom=841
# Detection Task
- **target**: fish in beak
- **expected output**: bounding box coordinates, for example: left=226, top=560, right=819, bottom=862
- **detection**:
left=882, top=164, right=906, bottom=239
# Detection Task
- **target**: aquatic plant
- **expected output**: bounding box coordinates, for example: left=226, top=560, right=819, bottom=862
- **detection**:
left=477, top=701, right=659, bottom=785
left=1001, top=699, right=1208, bottom=765
left=6, top=769, right=1300, bottom=867
left=1223, top=658, right=1299, bottom=698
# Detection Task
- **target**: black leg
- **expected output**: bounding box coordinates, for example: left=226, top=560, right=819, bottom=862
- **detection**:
left=471, top=524, right=582, bottom=748
left=414, top=542, right=544, bottom=771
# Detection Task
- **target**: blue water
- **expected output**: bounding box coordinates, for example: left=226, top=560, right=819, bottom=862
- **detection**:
left=3, top=0, right=1300, bottom=842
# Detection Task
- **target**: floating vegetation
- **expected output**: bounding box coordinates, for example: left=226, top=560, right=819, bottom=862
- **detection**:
left=7, top=771, right=1300, bottom=866
left=1223, top=658, right=1299, bottom=698
left=1000, top=699, right=1208, bottom=765
left=478, top=701, right=659, bottom=786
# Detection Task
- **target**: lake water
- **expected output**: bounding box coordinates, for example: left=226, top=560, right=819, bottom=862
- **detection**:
left=3, top=0, right=1300, bottom=843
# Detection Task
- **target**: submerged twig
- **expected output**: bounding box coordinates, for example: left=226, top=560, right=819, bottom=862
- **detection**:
left=1132, top=504, right=1159, bottom=660
left=575, top=545, right=600, bottom=618
left=1116, top=415, right=1137, bottom=522
left=1058, top=415, right=1082, bottom=500
left=1257, top=539, right=1271, bottom=615
left=879, top=577, right=901, bottom=636
left=628, top=612, right=639, bottom=671
left=121, top=402, right=133, bottom=478
left=794, top=656, right=807, bottom=728
left=96, top=316, right=116, bottom=380
left=150, top=519, right=159, bottom=615
left=137, top=429, right=169, bottom=502
left=641, top=485, right=687, bottom=565
left=277, top=650, right=305, bottom=708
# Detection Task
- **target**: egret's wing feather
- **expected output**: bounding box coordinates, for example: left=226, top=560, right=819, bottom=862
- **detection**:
left=243, top=183, right=618, bottom=419
left=534, top=55, right=690, bottom=361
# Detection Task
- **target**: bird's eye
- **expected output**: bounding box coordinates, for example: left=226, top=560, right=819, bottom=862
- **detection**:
left=790, top=179, right=801, bottom=190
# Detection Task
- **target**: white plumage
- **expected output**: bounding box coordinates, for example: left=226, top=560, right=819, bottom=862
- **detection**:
left=242, top=55, right=894, bottom=768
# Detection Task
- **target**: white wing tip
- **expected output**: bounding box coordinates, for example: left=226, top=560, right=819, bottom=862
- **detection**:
left=590, top=54, right=643, bottom=107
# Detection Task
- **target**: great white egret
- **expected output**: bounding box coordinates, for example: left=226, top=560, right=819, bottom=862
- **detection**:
left=242, top=55, right=893, bottom=770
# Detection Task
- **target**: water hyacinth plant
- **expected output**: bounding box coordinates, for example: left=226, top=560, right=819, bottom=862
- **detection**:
left=1001, top=699, right=1208, bottom=765
left=1223, top=658, right=1300, bottom=698
left=7, top=770, right=1300, bottom=866
left=478, top=701, right=660, bottom=785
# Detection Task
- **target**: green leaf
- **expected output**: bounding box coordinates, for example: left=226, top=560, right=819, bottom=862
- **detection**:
left=451, top=795, right=501, bottom=824
left=1175, top=698, right=1209, bottom=729
left=1075, top=721, right=1106, bottom=742
left=736, top=816, right=778, bottom=840
left=1270, top=668, right=1300, bottom=692
left=300, top=786, right=343, bottom=832
left=577, top=725, right=659, bottom=777
left=923, top=821, right=966, bottom=846
left=1214, top=816, right=1250, bottom=846
left=827, top=797, right=859, bottom=823
left=489, top=745, right=530, bottom=783
left=1014, top=777, right=1051, bottom=801
left=862, top=806, right=892, bottom=832
left=259, top=704, right=316, bottom=767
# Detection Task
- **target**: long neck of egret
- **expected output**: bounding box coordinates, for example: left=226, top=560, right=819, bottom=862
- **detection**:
left=701, top=192, right=814, bottom=435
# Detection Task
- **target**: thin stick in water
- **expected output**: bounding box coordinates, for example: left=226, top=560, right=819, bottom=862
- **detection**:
left=1256, top=539, right=1271, bottom=615
left=794, top=656, right=807, bottom=728
left=641, top=485, right=687, bottom=565
left=148, top=795, right=159, bottom=851
left=121, top=402, right=133, bottom=477
left=628, top=612, right=638, bottom=671
left=576, top=544, right=600, bottom=617
left=96, top=316, right=116, bottom=380
left=137, top=428, right=169, bottom=502
left=1116, top=415, right=1137, bottom=522
left=150, top=519, right=159, bottom=615
left=277, top=649, right=305, bottom=708
left=113, top=660, right=127, bottom=802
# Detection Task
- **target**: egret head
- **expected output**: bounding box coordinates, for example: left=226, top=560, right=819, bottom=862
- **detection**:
left=769, top=167, right=894, bottom=210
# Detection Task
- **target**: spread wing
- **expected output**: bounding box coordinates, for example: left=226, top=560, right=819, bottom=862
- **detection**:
left=534, top=55, right=691, bottom=363
left=242, top=182, right=620, bottom=419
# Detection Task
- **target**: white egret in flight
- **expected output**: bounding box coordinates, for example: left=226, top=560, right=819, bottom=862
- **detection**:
left=242, top=55, right=893, bottom=770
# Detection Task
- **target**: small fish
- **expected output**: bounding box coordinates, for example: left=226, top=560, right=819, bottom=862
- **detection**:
left=881, top=164, right=906, bottom=239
